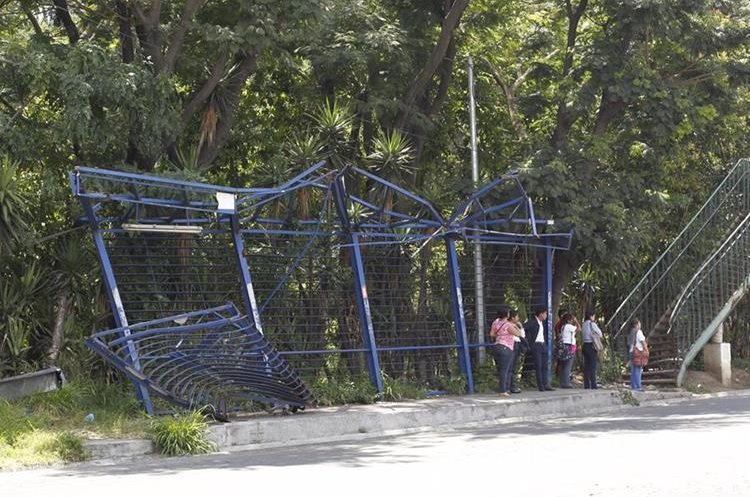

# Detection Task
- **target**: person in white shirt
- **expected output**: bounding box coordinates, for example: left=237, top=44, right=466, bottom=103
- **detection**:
left=628, top=318, right=647, bottom=391
left=582, top=311, right=604, bottom=389
left=558, top=313, right=580, bottom=388
left=523, top=305, right=553, bottom=391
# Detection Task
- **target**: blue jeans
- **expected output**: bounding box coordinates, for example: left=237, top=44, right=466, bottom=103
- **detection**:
left=531, top=342, right=550, bottom=390
left=493, top=345, right=515, bottom=393
left=559, top=356, right=574, bottom=387
left=630, top=365, right=643, bottom=390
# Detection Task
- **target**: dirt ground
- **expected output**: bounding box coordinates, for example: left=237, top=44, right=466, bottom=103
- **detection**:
left=684, top=367, right=750, bottom=393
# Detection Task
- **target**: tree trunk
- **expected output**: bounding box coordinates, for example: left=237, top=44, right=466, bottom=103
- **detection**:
left=395, top=0, right=469, bottom=130
left=47, top=293, right=70, bottom=366
left=197, top=52, right=258, bottom=167
left=116, top=1, right=135, bottom=63
left=552, top=251, right=575, bottom=321
left=53, top=0, right=80, bottom=44
left=550, top=0, right=589, bottom=148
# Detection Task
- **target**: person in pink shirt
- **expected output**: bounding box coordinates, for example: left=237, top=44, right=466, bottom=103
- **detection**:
left=489, top=307, right=522, bottom=396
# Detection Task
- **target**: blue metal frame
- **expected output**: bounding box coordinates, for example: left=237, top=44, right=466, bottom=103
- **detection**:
left=230, top=214, right=264, bottom=335
left=445, top=236, right=475, bottom=393
left=72, top=164, right=572, bottom=406
left=332, top=174, right=384, bottom=394
left=77, top=186, right=154, bottom=414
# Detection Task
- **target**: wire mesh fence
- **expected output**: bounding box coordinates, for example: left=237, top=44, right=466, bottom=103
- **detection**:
left=106, top=227, right=242, bottom=324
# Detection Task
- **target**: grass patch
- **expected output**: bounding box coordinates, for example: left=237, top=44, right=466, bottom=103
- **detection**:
left=0, top=427, right=89, bottom=469
left=0, top=377, right=149, bottom=468
left=310, top=375, right=378, bottom=406
left=618, top=389, right=640, bottom=406
left=149, top=410, right=214, bottom=456
left=382, top=374, right=427, bottom=401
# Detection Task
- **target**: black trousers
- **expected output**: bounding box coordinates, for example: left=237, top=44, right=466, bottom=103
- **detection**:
left=509, top=339, right=529, bottom=390
left=583, top=342, right=599, bottom=389
left=531, top=342, right=550, bottom=390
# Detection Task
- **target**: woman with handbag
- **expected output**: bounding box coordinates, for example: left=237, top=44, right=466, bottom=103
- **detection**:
left=628, top=318, right=648, bottom=391
left=582, top=311, right=604, bottom=389
left=489, top=307, right=522, bottom=397
left=558, top=313, right=580, bottom=388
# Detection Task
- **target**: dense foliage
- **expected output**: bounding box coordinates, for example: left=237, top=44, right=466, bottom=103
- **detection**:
left=2, top=0, right=750, bottom=379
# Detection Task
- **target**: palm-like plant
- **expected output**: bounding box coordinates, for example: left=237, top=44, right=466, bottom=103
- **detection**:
left=367, top=130, right=414, bottom=177
left=310, top=99, right=354, bottom=169
left=0, top=156, right=30, bottom=257
left=46, top=238, right=94, bottom=366
left=366, top=130, right=414, bottom=223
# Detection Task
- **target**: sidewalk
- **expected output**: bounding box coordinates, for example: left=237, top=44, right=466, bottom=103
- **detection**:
left=83, top=387, right=692, bottom=460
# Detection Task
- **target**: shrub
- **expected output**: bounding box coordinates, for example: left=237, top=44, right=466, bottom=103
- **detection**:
left=150, top=410, right=215, bottom=456
left=50, top=432, right=89, bottom=462
left=381, top=373, right=427, bottom=401
left=311, top=375, right=378, bottom=406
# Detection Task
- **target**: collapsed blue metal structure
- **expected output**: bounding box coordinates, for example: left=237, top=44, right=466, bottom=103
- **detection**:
left=71, top=162, right=571, bottom=415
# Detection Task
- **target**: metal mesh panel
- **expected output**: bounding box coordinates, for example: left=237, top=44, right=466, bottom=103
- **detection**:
left=106, top=227, right=241, bottom=324
left=360, top=239, right=459, bottom=388
left=242, top=231, right=367, bottom=383
left=461, top=242, right=543, bottom=342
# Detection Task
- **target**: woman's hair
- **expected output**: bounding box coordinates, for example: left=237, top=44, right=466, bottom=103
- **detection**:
left=497, top=306, right=510, bottom=319
left=508, top=309, right=519, bottom=320
left=558, top=308, right=568, bottom=319
left=630, top=317, right=641, bottom=330
left=585, top=310, right=596, bottom=321
left=561, top=312, right=574, bottom=324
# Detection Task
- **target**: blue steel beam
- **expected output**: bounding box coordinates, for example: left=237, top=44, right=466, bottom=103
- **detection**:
left=235, top=160, right=329, bottom=209
left=332, top=175, right=384, bottom=394
left=79, top=196, right=154, bottom=414
left=75, top=166, right=264, bottom=195
left=350, top=167, right=445, bottom=223
left=459, top=196, right=526, bottom=225
left=230, top=215, right=265, bottom=335
left=445, top=237, right=475, bottom=393
left=348, top=194, right=444, bottom=227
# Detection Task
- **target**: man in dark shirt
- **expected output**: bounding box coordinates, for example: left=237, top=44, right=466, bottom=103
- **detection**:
left=524, top=305, right=554, bottom=391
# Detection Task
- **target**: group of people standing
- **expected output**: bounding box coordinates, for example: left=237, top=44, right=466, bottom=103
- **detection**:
left=488, top=305, right=605, bottom=395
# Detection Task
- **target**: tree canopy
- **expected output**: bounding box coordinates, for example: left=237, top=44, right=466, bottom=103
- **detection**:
left=2, top=0, right=750, bottom=377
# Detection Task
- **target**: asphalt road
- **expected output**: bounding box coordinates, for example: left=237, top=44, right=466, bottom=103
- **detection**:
left=3, top=392, right=749, bottom=497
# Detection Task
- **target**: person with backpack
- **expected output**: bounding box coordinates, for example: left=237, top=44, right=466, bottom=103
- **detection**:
left=582, top=311, right=604, bottom=389
left=557, top=313, right=580, bottom=388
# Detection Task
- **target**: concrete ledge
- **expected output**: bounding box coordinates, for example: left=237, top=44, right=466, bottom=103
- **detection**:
left=83, top=439, right=154, bottom=459
left=0, top=368, right=64, bottom=401
left=83, top=388, right=698, bottom=460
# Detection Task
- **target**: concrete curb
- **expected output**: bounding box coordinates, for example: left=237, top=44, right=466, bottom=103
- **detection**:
left=83, top=388, right=699, bottom=460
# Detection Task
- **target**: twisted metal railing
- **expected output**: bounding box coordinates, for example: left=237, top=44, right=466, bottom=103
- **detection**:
left=671, top=213, right=750, bottom=385
left=607, top=159, right=750, bottom=355
left=85, top=304, right=315, bottom=411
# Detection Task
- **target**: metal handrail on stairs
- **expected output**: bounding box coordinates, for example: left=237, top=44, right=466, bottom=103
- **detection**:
left=606, top=159, right=750, bottom=356
left=669, top=213, right=750, bottom=385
